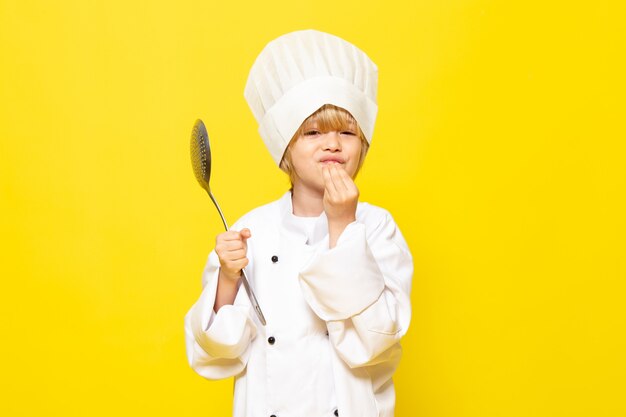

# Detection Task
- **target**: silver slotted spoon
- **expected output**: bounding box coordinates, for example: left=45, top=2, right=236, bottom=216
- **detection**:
left=190, top=119, right=266, bottom=326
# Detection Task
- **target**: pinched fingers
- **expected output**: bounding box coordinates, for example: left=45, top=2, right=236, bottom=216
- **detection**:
left=324, top=164, right=358, bottom=203
left=335, top=165, right=359, bottom=195
left=322, top=165, right=359, bottom=223
left=322, top=165, right=339, bottom=196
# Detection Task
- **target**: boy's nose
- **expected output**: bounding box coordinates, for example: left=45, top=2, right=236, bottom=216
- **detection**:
left=323, top=131, right=342, bottom=151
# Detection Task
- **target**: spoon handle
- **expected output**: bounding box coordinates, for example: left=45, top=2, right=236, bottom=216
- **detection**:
left=241, top=269, right=267, bottom=326
left=209, top=192, right=229, bottom=232
left=208, top=191, right=267, bottom=326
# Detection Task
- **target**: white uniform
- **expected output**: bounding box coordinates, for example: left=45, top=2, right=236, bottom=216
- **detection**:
left=184, top=191, right=413, bottom=417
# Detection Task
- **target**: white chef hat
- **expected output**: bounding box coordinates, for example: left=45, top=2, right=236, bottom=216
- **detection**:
left=244, top=29, right=378, bottom=166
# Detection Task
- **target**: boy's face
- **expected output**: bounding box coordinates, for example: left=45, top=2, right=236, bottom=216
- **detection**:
left=288, top=119, right=363, bottom=194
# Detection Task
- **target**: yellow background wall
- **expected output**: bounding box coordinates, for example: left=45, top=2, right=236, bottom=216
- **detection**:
left=1, top=1, right=624, bottom=416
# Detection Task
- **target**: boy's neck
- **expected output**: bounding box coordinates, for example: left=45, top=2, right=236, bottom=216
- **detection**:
left=290, top=185, right=324, bottom=217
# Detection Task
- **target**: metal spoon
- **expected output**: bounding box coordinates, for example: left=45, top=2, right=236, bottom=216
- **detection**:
left=190, top=119, right=266, bottom=326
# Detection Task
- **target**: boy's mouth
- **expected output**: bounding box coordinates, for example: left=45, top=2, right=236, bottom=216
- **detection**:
left=320, top=158, right=345, bottom=164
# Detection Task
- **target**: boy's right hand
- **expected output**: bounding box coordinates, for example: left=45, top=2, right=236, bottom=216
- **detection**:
left=215, top=228, right=251, bottom=282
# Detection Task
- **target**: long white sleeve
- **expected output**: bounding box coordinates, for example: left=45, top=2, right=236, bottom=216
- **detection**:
left=298, top=210, right=413, bottom=370
left=184, top=241, right=258, bottom=380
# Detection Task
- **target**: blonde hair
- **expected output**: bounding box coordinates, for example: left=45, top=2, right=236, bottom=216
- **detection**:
left=279, top=104, right=370, bottom=187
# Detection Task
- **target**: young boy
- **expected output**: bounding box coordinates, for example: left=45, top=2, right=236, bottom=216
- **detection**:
left=185, top=29, right=413, bottom=417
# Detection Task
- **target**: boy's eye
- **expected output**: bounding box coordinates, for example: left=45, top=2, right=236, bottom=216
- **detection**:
left=341, top=131, right=356, bottom=135
left=304, top=130, right=321, bottom=136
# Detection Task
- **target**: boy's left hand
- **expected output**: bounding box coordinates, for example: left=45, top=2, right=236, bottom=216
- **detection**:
left=322, top=164, right=359, bottom=230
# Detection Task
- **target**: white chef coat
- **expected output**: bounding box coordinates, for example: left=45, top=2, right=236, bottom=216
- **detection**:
left=184, top=191, right=413, bottom=417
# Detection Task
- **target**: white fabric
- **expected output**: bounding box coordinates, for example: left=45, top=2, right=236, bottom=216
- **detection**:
left=184, top=191, right=413, bottom=417
left=244, top=29, right=379, bottom=165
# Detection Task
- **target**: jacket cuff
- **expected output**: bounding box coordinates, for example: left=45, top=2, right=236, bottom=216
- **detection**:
left=298, top=222, right=385, bottom=321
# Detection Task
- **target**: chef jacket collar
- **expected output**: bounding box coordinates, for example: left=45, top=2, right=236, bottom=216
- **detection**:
left=278, top=191, right=329, bottom=247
